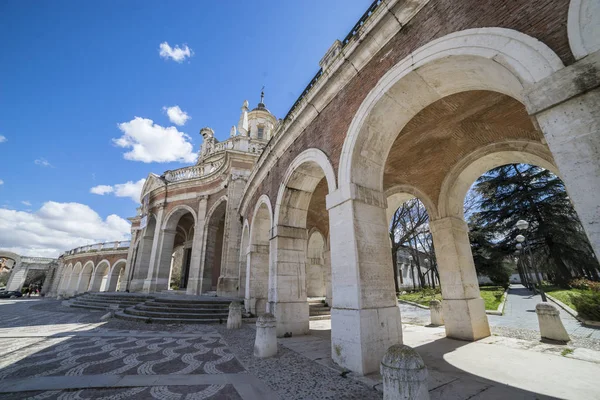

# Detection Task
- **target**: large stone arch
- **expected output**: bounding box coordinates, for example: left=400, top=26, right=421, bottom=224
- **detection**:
left=201, top=196, right=227, bottom=293
left=107, top=259, right=127, bottom=292
left=385, top=184, right=439, bottom=224
left=306, top=229, right=326, bottom=298
left=439, top=140, right=559, bottom=219
left=338, top=28, right=564, bottom=193
left=271, top=149, right=336, bottom=336
left=89, top=260, right=111, bottom=292
left=246, top=195, right=273, bottom=316
left=76, top=261, right=94, bottom=294
left=59, top=263, right=73, bottom=294
left=151, top=205, right=198, bottom=292
left=568, top=0, right=600, bottom=60
left=68, top=262, right=83, bottom=295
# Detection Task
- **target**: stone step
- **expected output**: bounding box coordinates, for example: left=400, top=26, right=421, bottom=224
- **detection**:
left=69, top=303, right=110, bottom=311
left=134, top=304, right=230, bottom=314
left=114, top=311, right=226, bottom=325
left=150, top=299, right=231, bottom=307
left=71, top=300, right=143, bottom=308
left=124, top=308, right=228, bottom=320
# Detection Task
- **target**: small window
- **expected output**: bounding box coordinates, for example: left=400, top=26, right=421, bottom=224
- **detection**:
left=257, top=126, right=264, bottom=139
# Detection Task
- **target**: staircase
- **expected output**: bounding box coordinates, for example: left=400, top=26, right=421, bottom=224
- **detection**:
left=115, top=297, right=231, bottom=324
left=309, top=298, right=331, bottom=319
left=65, top=292, right=154, bottom=311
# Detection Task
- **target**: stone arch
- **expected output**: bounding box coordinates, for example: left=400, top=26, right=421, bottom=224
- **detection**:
left=568, top=0, right=600, bottom=60
left=439, top=140, right=559, bottom=219
left=76, top=261, right=94, bottom=293
left=306, top=229, right=326, bottom=297
left=201, top=196, right=227, bottom=293
left=152, top=206, right=197, bottom=292
left=238, top=219, right=250, bottom=298
left=107, top=259, right=127, bottom=292
left=271, top=149, right=337, bottom=336
left=68, top=262, right=82, bottom=295
left=385, top=184, right=439, bottom=224
left=339, top=28, right=564, bottom=193
left=274, top=149, right=337, bottom=228
left=246, top=195, right=272, bottom=315
left=89, top=260, right=110, bottom=292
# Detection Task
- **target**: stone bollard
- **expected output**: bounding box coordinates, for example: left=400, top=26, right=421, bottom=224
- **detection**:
left=381, top=344, right=429, bottom=400
left=536, top=302, right=570, bottom=342
left=227, top=302, right=243, bottom=329
left=254, top=313, right=277, bottom=358
left=429, top=300, right=444, bottom=326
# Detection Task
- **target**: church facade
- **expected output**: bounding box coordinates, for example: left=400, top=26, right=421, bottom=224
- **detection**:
left=48, top=0, right=600, bottom=376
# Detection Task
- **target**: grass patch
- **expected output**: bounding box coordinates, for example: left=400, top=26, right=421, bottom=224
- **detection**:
left=543, top=286, right=585, bottom=310
left=398, top=286, right=505, bottom=311
left=561, top=348, right=574, bottom=357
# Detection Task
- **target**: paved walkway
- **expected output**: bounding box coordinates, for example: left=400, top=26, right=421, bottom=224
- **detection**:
left=487, top=284, right=600, bottom=339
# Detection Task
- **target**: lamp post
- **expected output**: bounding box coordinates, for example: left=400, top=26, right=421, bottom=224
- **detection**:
left=516, top=220, right=547, bottom=302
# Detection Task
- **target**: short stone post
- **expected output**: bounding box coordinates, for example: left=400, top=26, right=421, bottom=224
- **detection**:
left=254, top=313, right=277, bottom=358
left=227, top=301, right=243, bottom=329
left=429, top=300, right=444, bottom=326
left=536, top=303, right=570, bottom=342
left=381, top=344, right=429, bottom=400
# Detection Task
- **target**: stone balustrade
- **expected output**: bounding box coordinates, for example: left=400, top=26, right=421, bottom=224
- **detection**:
left=63, top=241, right=130, bottom=256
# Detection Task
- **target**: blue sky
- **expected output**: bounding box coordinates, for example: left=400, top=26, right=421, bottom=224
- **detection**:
left=0, top=0, right=371, bottom=256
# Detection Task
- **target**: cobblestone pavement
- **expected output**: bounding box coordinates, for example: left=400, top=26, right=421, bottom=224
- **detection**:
left=0, top=299, right=380, bottom=399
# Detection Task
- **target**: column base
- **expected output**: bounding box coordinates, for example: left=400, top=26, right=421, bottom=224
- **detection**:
left=186, top=278, right=200, bottom=295
left=217, top=276, right=239, bottom=298
left=273, top=301, right=309, bottom=337
left=442, top=298, right=490, bottom=341
left=331, top=305, right=403, bottom=376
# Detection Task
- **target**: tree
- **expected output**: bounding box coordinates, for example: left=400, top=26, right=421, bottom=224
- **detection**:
left=389, top=198, right=438, bottom=291
left=468, top=164, right=599, bottom=286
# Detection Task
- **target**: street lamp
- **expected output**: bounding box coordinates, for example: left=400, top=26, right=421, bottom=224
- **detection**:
left=516, top=220, right=547, bottom=301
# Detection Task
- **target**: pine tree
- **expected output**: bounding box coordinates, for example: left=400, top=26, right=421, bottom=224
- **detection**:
left=468, top=164, right=599, bottom=286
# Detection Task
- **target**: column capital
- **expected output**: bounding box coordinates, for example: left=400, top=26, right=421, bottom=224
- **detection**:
left=270, top=224, right=307, bottom=240
left=429, top=216, right=469, bottom=233
left=524, top=50, right=600, bottom=115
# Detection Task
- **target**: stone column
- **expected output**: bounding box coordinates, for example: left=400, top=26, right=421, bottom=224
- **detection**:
left=525, top=50, right=600, bottom=260
left=429, top=216, right=490, bottom=341
left=245, top=243, right=269, bottom=315
left=323, top=249, right=332, bottom=306
left=218, top=175, right=246, bottom=297
left=268, top=225, right=309, bottom=337
left=150, top=229, right=177, bottom=291
left=121, top=230, right=139, bottom=291
left=143, top=205, right=166, bottom=292
left=326, top=185, right=403, bottom=376
left=187, top=196, right=208, bottom=295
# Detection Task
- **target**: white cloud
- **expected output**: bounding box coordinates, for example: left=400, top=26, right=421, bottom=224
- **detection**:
left=21, top=201, right=31, bottom=206
left=159, top=42, right=193, bottom=63
left=0, top=179, right=3, bottom=185
left=35, top=158, right=53, bottom=168
left=163, top=105, right=191, bottom=126
left=91, top=179, right=146, bottom=203
left=113, top=117, right=196, bottom=163
left=0, top=201, right=131, bottom=258
left=90, top=185, right=114, bottom=195
left=0, top=135, right=6, bottom=143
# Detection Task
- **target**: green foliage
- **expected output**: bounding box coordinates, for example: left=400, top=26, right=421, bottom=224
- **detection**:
left=569, top=278, right=600, bottom=292
left=572, top=291, right=600, bottom=321
left=479, top=286, right=506, bottom=310
left=468, top=164, right=599, bottom=286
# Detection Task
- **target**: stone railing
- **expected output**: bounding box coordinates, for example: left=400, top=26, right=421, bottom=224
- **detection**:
left=20, top=256, right=57, bottom=264
left=164, top=159, right=225, bottom=183
left=198, top=136, right=266, bottom=163
left=63, top=241, right=130, bottom=256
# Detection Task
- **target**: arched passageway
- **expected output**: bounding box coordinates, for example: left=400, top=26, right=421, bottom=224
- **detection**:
left=108, top=260, right=127, bottom=291
left=245, top=198, right=271, bottom=316
left=151, top=208, right=196, bottom=292
left=330, top=29, right=581, bottom=375
left=202, top=201, right=226, bottom=293
left=76, top=262, right=94, bottom=293
left=67, top=263, right=82, bottom=295
left=306, top=230, right=327, bottom=298
left=89, top=261, right=110, bottom=292
left=271, top=149, right=336, bottom=336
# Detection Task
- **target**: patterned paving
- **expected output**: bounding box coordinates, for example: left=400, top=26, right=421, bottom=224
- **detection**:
left=0, top=299, right=271, bottom=400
